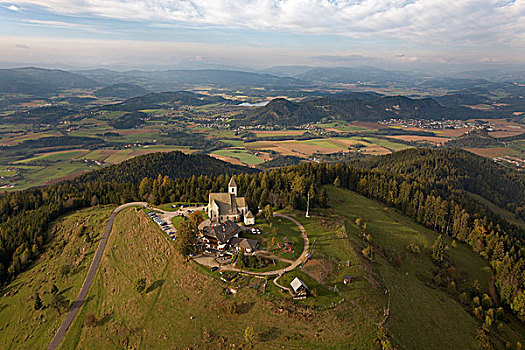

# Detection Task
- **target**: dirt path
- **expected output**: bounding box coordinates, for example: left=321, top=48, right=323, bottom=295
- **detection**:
left=47, top=202, right=147, bottom=350
left=489, top=276, right=500, bottom=305
left=273, top=274, right=291, bottom=292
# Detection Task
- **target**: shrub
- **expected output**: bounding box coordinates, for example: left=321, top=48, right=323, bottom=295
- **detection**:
left=85, top=313, right=98, bottom=327
left=406, top=243, right=421, bottom=255
left=134, top=278, right=146, bottom=293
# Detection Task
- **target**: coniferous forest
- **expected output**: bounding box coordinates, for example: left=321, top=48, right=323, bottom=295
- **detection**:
left=0, top=148, right=524, bottom=323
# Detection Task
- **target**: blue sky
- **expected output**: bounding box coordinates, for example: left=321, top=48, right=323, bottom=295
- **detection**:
left=0, top=0, right=524, bottom=69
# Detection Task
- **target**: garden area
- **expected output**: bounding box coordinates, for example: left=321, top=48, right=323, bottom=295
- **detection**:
left=240, top=213, right=304, bottom=260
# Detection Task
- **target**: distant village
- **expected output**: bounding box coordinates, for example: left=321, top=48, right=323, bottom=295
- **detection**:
left=379, top=118, right=495, bottom=130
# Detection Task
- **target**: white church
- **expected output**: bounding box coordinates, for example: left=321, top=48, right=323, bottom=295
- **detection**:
left=207, top=177, right=255, bottom=226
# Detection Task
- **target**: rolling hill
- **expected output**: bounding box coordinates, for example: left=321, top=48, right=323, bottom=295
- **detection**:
left=0, top=147, right=524, bottom=348
left=294, top=66, right=416, bottom=85
left=235, top=95, right=488, bottom=126
left=103, top=91, right=233, bottom=111
left=93, top=83, right=149, bottom=99
left=73, top=151, right=258, bottom=184
left=0, top=67, right=99, bottom=94
left=74, top=68, right=308, bottom=90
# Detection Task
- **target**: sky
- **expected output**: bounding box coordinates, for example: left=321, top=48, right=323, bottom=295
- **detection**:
left=0, top=0, right=524, bottom=70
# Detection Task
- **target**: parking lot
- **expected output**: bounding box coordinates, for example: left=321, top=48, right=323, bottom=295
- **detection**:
left=147, top=211, right=177, bottom=241
left=146, top=204, right=207, bottom=242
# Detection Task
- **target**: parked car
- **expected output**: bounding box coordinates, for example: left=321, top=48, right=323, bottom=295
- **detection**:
left=211, top=266, right=219, bottom=272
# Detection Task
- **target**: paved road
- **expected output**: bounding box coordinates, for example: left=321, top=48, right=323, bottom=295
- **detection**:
left=215, top=212, right=310, bottom=276
left=47, top=202, right=146, bottom=350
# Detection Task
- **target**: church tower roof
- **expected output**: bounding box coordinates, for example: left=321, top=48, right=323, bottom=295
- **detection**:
left=229, top=176, right=237, bottom=187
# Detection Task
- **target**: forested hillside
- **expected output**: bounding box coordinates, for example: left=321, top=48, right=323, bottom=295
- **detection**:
left=0, top=67, right=98, bottom=95
left=93, top=83, right=148, bottom=98
left=444, top=129, right=503, bottom=148
left=0, top=148, right=524, bottom=329
left=356, top=148, right=525, bottom=222
left=103, top=91, right=233, bottom=112
left=235, top=95, right=490, bottom=126
left=73, top=151, right=257, bottom=184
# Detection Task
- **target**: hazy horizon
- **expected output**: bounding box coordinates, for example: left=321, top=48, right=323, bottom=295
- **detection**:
left=1, top=0, right=524, bottom=72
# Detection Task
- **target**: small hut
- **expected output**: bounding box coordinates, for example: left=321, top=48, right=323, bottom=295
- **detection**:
left=290, top=277, right=308, bottom=299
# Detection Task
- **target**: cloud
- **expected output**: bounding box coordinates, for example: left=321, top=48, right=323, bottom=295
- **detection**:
left=311, top=54, right=378, bottom=64
left=23, top=19, right=93, bottom=29
left=4, top=4, right=19, bottom=11
left=2, top=0, right=524, bottom=48
left=0, top=35, right=316, bottom=67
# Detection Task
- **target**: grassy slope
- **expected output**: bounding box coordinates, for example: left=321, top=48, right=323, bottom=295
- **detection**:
left=326, top=186, right=525, bottom=349
left=211, top=149, right=264, bottom=165
left=60, top=208, right=378, bottom=349
left=467, top=191, right=525, bottom=231
left=3, top=186, right=523, bottom=349
left=0, top=206, right=115, bottom=349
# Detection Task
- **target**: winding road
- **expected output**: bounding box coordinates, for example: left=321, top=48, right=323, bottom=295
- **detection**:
left=47, top=202, right=147, bottom=350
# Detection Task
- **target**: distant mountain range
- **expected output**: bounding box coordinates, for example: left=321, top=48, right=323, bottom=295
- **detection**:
left=1, top=66, right=524, bottom=110
left=293, top=66, right=417, bottom=85
left=73, top=68, right=308, bottom=90
left=0, top=67, right=98, bottom=94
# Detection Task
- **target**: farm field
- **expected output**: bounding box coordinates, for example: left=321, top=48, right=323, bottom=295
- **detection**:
left=466, top=147, right=514, bottom=158
left=211, top=148, right=265, bottom=166
left=0, top=168, right=17, bottom=177
left=253, top=130, right=306, bottom=137
left=208, top=153, right=245, bottom=166
left=0, top=131, right=62, bottom=145
left=0, top=144, right=198, bottom=190
left=319, top=122, right=371, bottom=132
left=15, top=150, right=88, bottom=163
left=388, top=134, right=452, bottom=144
left=244, top=137, right=395, bottom=158
left=1, top=88, right=524, bottom=190
left=357, top=137, right=413, bottom=151
left=1, top=161, right=95, bottom=190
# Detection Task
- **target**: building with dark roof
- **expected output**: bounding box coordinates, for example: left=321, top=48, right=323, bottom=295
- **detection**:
left=198, top=220, right=259, bottom=254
